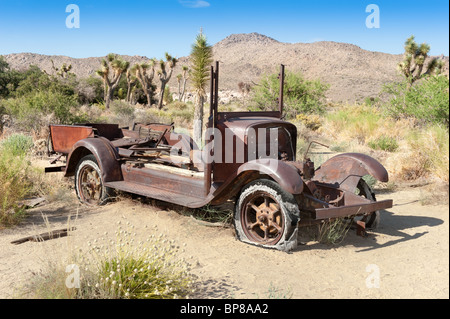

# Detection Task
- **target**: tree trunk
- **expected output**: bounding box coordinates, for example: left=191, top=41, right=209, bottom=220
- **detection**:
left=126, top=82, right=132, bottom=102
left=193, top=94, right=204, bottom=147
left=158, top=82, right=166, bottom=109
left=145, top=91, right=152, bottom=107
left=177, top=81, right=182, bottom=101
left=181, top=78, right=188, bottom=102
left=105, top=87, right=114, bottom=109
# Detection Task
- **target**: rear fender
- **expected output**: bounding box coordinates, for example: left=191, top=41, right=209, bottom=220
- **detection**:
left=65, top=137, right=122, bottom=183
left=313, top=153, right=388, bottom=192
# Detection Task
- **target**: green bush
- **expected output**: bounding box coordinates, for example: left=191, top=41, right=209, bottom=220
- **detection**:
left=0, top=136, right=33, bottom=227
left=383, top=75, right=449, bottom=127
left=249, top=71, right=329, bottom=119
left=110, top=100, right=136, bottom=127
left=0, top=56, right=27, bottom=98
left=0, top=133, right=34, bottom=157
left=368, top=135, right=399, bottom=152
left=1, top=90, right=79, bottom=130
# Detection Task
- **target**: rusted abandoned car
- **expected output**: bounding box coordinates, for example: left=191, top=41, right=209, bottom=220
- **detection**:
left=46, top=63, right=393, bottom=251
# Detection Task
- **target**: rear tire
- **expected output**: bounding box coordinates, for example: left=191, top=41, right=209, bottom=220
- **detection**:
left=74, top=154, right=113, bottom=205
left=234, top=179, right=300, bottom=252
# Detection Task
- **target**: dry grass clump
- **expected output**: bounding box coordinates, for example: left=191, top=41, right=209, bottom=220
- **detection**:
left=323, top=104, right=449, bottom=184
left=27, top=221, right=196, bottom=299
left=134, top=101, right=195, bottom=129
left=385, top=125, right=449, bottom=182
left=0, top=133, right=34, bottom=227
left=317, top=218, right=353, bottom=245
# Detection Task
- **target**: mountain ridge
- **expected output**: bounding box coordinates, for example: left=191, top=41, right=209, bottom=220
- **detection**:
left=3, top=32, right=448, bottom=102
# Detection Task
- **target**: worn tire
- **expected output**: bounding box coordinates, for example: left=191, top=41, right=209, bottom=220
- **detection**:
left=234, top=179, right=300, bottom=252
left=356, top=179, right=380, bottom=229
left=74, top=154, right=113, bottom=205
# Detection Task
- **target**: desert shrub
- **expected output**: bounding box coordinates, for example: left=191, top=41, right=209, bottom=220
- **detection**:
left=364, top=97, right=381, bottom=107
left=28, top=222, right=195, bottom=299
left=135, top=102, right=194, bottom=129
left=324, top=104, right=386, bottom=144
left=0, top=65, right=83, bottom=130
left=0, top=135, right=34, bottom=227
left=1, top=91, right=78, bottom=130
left=13, top=67, right=76, bottom=98
left=323, top=103, right=449, bottom=182
left=0, top=56, right=27, bottom=98
left=167, top=100, right=188, bottom=111
left=0, top=133, right=34, bottom=157
left=317, top=218, right=352, bottom=245
left=296, top=113, right=322, bottom=131
left=368, top=135, right=399, bottom=152
left=383, top=75, right=449, bottom=127
left=404, top=125, right=448, bottom=181
left=109, top=100, right=136, bottom=128
left=76, top=77, right=104, bottom=104
left=250, top=71, right=329, bottom=119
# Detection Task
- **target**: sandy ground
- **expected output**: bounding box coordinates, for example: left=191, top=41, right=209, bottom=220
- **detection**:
left=0, top=180, right=448, bottom=299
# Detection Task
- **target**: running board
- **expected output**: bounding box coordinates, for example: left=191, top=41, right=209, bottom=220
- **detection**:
left=105, top=181, right=210, bottom=208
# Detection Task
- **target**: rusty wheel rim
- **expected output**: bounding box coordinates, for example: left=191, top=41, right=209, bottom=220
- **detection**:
left=241, top=191, right=285, bottom=245
left=78, top=165, right=102, bottom=205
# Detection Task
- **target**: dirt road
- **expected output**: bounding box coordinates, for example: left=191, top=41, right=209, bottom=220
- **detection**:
left=0, top=185, right=448, bottom=299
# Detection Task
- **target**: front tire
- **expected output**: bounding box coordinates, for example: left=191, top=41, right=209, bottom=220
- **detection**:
left=75, top=154, right=112, bottom=205
left=234, top=179, right=300, bottom=252
left=356, top=179, right=380, bottom=229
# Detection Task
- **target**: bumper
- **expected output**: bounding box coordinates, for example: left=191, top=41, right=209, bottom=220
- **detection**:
left=314, top=199, right=393, bottom=220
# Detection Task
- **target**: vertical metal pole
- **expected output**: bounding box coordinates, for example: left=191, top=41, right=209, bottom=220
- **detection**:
left=210, top=65, right=215, bottom=120
left=279, top=64, right=285, bottom=118
left=214, top=61, right=219, bottom=125
left=205, top=64, right=215, bottom=196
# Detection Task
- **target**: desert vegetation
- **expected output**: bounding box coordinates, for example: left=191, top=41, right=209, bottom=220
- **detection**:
left=26, top=221, right=196, bottom=299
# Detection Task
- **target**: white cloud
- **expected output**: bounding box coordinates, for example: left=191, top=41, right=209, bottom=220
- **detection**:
left=179, top=0, right=210, bottom=8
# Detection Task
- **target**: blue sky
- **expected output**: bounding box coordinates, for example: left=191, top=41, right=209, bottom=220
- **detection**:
left=0, top=0, right=448, bottom=59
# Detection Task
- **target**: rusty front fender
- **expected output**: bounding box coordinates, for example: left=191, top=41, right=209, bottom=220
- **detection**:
left=313, top=153, right=388, bottom=192
left=65, top=137, right=122, bottom=183
left=237, top=159, right=304, bottom=194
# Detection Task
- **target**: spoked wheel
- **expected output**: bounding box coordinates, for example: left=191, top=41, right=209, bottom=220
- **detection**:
left=234, top=179, right=299, bottom=251
left=75, top=155, right=112, bottom=205
left=355, top=179, right=380, bottom=229
left=241, top=192, right=285, bottom=245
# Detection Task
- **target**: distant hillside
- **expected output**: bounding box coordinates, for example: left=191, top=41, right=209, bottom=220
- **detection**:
left=3, top=32, right=448, bottom=102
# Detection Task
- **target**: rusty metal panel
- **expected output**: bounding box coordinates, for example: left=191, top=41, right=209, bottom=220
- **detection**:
left=50, top=125, right=95, bottom=154
left=84, top=123, right=123, bottom=140
left=313, top=153, right=389, bottom=192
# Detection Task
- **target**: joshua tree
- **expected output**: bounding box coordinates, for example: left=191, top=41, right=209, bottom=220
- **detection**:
left=398, top=35, right=444, bottom=88
left=176, top=66, right=190, bottom=102
left=157, top=53, right=178, bottom=109
left=238, top=81, right=252, bottom=106
left=190, top=33, right=213, bottom=146
left=180, top=66, right=190, bottom=102
left=176, top=73, right=183, bottom=101
left=131, top=59, right=157, bottom=107
left=96, top=53, right=130, bottom=108
left=50, top=60, right=74, bottom=79
left=125, top=68, right=138, bottom=104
